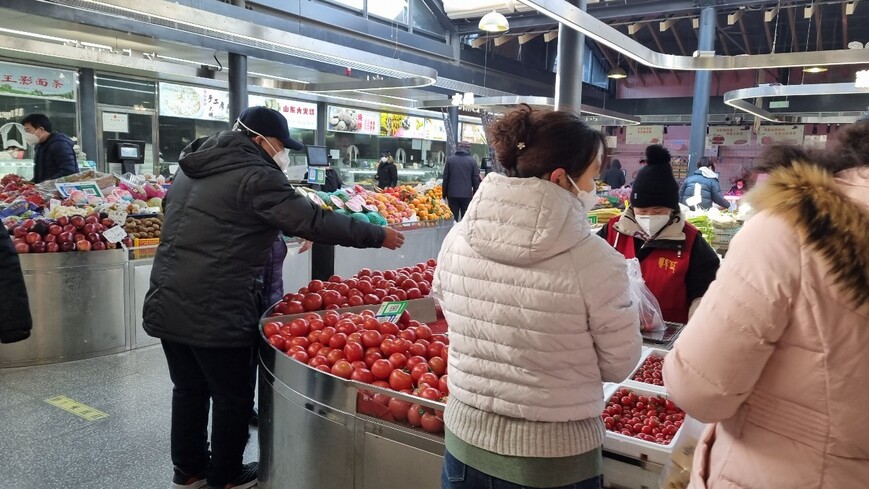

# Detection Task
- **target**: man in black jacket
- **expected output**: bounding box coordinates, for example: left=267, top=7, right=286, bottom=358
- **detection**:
left=442, top=143, right=481, bottom=221
left=143, top=107, right=404, bottom=489
left=376, top=152, right=398, bottom=188
left=22, top=114, right=78, bottom=183
left=0, top=225, right=31, bottom=344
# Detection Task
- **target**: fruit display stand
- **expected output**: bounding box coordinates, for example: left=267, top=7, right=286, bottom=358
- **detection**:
left=258, top=300, right=445, bottom=489
left=0, top=249, right=129, bottom=367
left=333, top=220, right=452, bottom=278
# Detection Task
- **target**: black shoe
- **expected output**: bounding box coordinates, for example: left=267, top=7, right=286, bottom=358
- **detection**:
left=170, top=469, right=207, bottom=489
left=209, top=462, right=258, bottom=489
left=250, top=407, right=258, bottom=427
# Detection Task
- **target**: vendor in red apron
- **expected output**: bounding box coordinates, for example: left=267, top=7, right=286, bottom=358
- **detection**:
left=598, top=145, right=720, bottom=323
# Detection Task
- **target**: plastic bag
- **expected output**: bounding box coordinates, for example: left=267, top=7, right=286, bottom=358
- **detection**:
left=626, top=258, right=666, bottom=332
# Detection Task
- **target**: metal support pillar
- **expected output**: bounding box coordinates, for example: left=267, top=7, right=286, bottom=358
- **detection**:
left=447, top=105, right=459, bottom=156
left=688, top=6, right=716, bottom=173
left=316, top=102, right=327, bottom=146
left=555, top=0, right=586, bottom=112
left=78, top=68, right=98, bottom=170
left=228, top=0, right=248, bottom=122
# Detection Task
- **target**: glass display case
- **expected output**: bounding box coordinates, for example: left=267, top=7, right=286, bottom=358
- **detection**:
left=336, top=165, right=440, bottom=188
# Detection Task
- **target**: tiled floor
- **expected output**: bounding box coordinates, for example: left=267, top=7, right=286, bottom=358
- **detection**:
left=0, top=345, right=260, bottom=489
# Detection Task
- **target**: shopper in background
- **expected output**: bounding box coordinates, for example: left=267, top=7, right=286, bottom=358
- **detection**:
left=434, top=104, right=642, bottom=489
left=322, top=155, right=343, bottom=192
left=726, top=178, right=747, bottom=196
left=598, top=145, right=719, bottom=324
left=442, top=142, right=481, bottom=221
left=602, top=158, right=626, bottom=188
left=376, top=151, right=398, bottom=188
left=663, top=119, right=869, bottom=489
left=629, top=158, right=647, bottom=186
left=0, top=224, right=32, bottom=344
left=143, top=106, right=405, bottom=489
left=679, top=157, right=731, bottom=210
left=21, top=113, right=78, bottom=183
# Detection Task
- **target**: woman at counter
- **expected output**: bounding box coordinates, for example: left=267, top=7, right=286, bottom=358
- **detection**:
left=434, top=104, right=641, bottom=489
left=598, top=145, right=720, bottom=324
left=663, top=119, right=869, bottom=489
left=376, top=151, right=398, bottom=189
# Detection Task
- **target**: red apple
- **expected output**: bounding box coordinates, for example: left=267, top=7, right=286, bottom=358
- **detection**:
left=75, top=239, right=92, bottom=251
left=92, top=241, right=107, bottom=251
left=44, top=234, right=57, bottom=244
left=46, top=242, right=60, bottom=253
left=63, top=224, right=76, bottom=233
left=60, top=241, right=76, bottom=252
left=83, top=223, right=97, bottom=234
left=25, top=232, right=40, bottom=244
left=14, top=242, right=29, bottom=253
left=58, top=231, right=74, bottom=243
left=48, top=224, right=62, bottom=236
left=56, top=216, right=70, bottom=227
left=84, top=215, right=99, bottom=225
left=12, top=226, right=27, bottom=239
left=70, top=215, right=86, bottom=229
left=30, top=241, right=46, bottom=253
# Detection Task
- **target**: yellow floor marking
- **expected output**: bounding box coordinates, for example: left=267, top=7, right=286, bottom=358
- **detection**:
left=44, top=395, right=109, bottom=421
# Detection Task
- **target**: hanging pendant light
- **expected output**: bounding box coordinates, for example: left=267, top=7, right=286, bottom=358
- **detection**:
left=607, top=67, right=628, bottom=79
left=479, top=11, right=509, bottom=33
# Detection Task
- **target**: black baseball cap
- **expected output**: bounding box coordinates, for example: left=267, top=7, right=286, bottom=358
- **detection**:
left=236, top=106, right=304, bottom=151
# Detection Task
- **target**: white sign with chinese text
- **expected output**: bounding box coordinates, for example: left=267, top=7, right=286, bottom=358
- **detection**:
left=249, top=95, right=318, bottom=130
left=102, top=113, right=129, bottom=133
left=0, top=61, right=76, bottom=101
left=625, top=125, right=664, bottom=145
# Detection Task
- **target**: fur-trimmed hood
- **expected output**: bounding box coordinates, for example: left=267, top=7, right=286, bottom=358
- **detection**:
left=747, top=163, right=869, bottom=308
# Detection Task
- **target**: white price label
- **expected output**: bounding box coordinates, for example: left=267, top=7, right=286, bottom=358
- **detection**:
left=50, top=199, right=61, bottom=209
left=107, top=209, right=127, bottom=224
left=102, top=225, right=128, bottom=244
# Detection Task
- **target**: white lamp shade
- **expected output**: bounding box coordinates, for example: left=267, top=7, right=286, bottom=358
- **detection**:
left=479, top=11, right=509, bottom=33
left=607, top=67, right=628, bottom=79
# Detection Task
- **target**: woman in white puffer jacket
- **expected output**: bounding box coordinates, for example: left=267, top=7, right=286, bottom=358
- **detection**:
left=434, top=105, right=642, bottom=489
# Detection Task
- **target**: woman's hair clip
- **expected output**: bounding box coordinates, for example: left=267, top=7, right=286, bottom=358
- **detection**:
left=517, top=142, right=526, bottom=150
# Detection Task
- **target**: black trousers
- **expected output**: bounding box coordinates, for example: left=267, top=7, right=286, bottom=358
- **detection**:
left=447, top=197, right=472, bottom=222
left=162, top=340, right=255, bottom=487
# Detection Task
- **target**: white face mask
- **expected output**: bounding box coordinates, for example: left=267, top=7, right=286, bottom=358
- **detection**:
left=23, top=131, right=40, bottom=145
left=567, top=174, right=599, bottom=211
left=636, top=214, right=671, bottom=237
left=234, top=118, right=289, bottom=170
left=380, top=157, right=388, bottom=163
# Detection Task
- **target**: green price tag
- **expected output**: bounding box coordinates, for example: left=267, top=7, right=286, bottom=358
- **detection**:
left=375, top=301, right=408, bottom=322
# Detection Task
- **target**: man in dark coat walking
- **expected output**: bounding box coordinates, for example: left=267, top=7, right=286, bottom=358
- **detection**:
left=143, top=107, right=404, bottom=489
left=0, top=225, right=31, bottom=344
left=22, top=114, right=78, bottom=183
left=442, top=143, right=481, bottom=221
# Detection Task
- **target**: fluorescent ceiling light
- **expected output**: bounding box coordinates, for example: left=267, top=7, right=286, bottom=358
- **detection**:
left=0, top=27, right=74, bottom=44
left=479, top=11, right=509, bottom=33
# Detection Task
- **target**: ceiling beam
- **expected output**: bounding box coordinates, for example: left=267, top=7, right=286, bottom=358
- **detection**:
left=471, top=37, right=489, bottom=48
left=738, top=13, right=752, bottom=54
left=518, top=33, right=541, bottom=44
left=494, top=36, right=512, bottom=46
left=543, top=31, right=558, bottom=42
left=659, top=18, right=677, bottom=32
left=845, top=2, right=857, bottom=15
left=763, top=7, right=777, bottom=52
left=420, top=0, right=455, bottom=32
left=803, top=5, right=814, bottom=19
left=787, top=6, right=799, bottom=51
left=646, top=23, right=681, bottom=83
left=842, top=3, right=849, bottom=49
left=670, top=20, right=689, bottom=55
left=628, top=22, right=646, bottom=35
left=727, top=9, right=744, bottom=25
left=815, top=4, right=823, bottom=51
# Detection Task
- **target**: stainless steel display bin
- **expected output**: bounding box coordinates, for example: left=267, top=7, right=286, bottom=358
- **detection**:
left=1, top=249, right=129, bottom=367
left=257, top=337, right=445, bottom=489
left=333, top=221, right=452, bottom=278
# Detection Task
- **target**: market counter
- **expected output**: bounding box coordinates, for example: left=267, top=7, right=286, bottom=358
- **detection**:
left=1, top=249, right=129, bottom=367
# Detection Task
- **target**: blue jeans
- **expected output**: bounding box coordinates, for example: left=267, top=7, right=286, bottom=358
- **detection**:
left=441, top=451, right=602, bottom=489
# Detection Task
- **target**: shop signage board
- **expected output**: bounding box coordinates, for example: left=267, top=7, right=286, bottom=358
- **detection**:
left=708, top=126, right=751, bottom=146
left=424, top=118, right=446, bottom=141
left=757, top=125, right=804, bottom=146
left=159, top=82, right=229, bottom=121
left=327, top=106, right=380, bottom=134
left=605, top=136, right=618, bottom=149
left=249, top=95, right=317, bottom=130
left=460, top=123, right=487, bottom=145
left=380, top=113, right=426, bottom=138
left=625, top=125, right=664, bottom=145
left=102, top=112, right=129, bottom=133
left=803, top=134, right=827, bottom=149
left=0, top=61, right=76, bottom=101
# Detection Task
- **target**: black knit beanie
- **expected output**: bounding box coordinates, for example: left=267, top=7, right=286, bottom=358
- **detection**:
left=630, top=145, right=680, bottom=210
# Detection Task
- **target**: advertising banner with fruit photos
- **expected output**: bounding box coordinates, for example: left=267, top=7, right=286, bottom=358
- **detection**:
left=626, top=125, right=664, bottom=145
left=249, top=95, right=317, bottom=130
left=328, top=106, right=380, bottom=135
left=708, top=126, right=751, bottom=146
left=380, top=113, right=426, bottom=138
left=758, top=125, right=805, bottom=146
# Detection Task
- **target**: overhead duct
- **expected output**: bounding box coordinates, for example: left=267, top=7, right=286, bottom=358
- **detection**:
left=724, top=83, right=869, bottom=123
left=419, top=95, right=641, bottom=125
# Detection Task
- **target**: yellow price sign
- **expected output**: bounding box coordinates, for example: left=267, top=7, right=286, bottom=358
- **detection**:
left=45, top=395, right=109, bottom=421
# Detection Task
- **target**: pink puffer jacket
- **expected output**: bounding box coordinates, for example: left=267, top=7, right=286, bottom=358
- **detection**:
left=663, top=164, right=869, bottom=489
